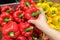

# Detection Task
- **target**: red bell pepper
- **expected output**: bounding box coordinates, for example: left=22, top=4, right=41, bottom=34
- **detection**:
left=16, top=35, right=26, bottom=40
left=28, top=35, right=38, bottom=40
left=2, top=21, right=20, bottom=38
left=19, top=22, right=34, bottom=37
left=34, top=27, right=42, bottom=37
left=16, top=5, right=25, bottom=11
left=1, top=6, right=14, bottom=14
left=25, top=7, right=41, bottom=20
left=0, top=12, right=13, bottom=25
left=0, top=16, right=3, bottom=24
left=19, top=0, right=35, bottom=11
left=28, top=36, right=33, bottom=40
left=2, top=36, right=13, bottom=40
left=13, top=10, right=24, bottom=23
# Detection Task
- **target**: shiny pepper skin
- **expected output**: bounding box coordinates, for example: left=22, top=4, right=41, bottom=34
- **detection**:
left=1, top=6, right=14, bottom=14
left=16, top=35, right=26, bottom=40
left=0, top=12, right=13, bottom=25
left=2, top=36, right=13, bottom=40
left=19, top=0, right=35, bottom=11
left=33, top=27, right=42, bottom=37
left=47, top=7, right=58, bottom=17
left=28, top=36, right=33, bottom=40
left=2, top=21, right=20, bottom=38
left=19, top=22, right=34, bottom=37
left=13, top=10, right=25, bottom=23
left=25, top=7, right=41, bottom=20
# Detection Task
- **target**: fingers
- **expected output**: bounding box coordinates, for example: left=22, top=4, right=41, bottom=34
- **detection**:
left=28, top=20, right=36, bottom=24
left=37, top=8, right=45, bottom=19
left=39, top=8, right=45, bottom=17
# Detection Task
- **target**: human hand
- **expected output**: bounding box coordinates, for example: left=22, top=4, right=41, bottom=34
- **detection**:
left=28, top=8, right=48, bottom=30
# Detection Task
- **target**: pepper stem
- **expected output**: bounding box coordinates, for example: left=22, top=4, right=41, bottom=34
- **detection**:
left=51, top=11, right=56, bottom=15
left=25, top=2, right=30, bottom=8
left=43, top=7, right=47, bottom=11
left=9, top=32, right=14, bottom=37
left=32, top=35, right=37, bottom=40
left=32, top=11, right=41, bottom=17
left=32, top=12, right=37, bottom=17
left=58, top=19, right=60, bottom=22
left=39, top=0, right=44, bottom=3
left=19, top=14, right=24, bottom=18
left=49, top=3, right=53, bottom=7
left=4, top=18, right=9, bottom=22
left=6, top=10, right=10, bottom=13
left=32, top=37, right=37, bottom=40
left=25, top=26, right=34, bottom=32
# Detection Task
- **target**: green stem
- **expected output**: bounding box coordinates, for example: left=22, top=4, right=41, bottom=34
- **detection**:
left=32, top=11, right=41, bottom=17
left=50, top=11, right=56, bottom=15
left=45, top=14, right=48, bottom=21
left=25, top=26, right=34, bottom=32
left=19, top=14, right=24, bottom=18
left=4, top=18, right=9, bottom=22
left=9, top=32, right=15, bottom=37
left=39, top=0, right=44, bottom=3
left=58, top=19, right=60, bottom=22
left=6, top=10, right=10, bottom=13
left=37, top=11, right=41, bottom=14
left=32, top=35, right=37, bottom=40
left=49, top=3, right=54, bottom=7
left=43, top=7, right=47, bottom=11
left=33, top=37, right=37, bottom=40
left=25, top=2, right=31, bottom=8
left=32, top=12, right=37, bottom=17
left=42, top=32, right=44, bottom=40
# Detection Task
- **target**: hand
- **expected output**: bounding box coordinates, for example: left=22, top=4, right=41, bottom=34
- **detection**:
left=28, top=8, right=48, bottom=30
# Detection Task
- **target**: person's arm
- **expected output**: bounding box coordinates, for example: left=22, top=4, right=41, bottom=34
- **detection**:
left=29, top=8, right=60, bottom=40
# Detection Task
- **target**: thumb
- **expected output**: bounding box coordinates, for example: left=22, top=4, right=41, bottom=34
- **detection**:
left=28, top=20, right=36, bottom=24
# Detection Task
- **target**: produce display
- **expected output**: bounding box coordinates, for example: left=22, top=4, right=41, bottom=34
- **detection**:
left=36, top=0, right=60, bottom=31
left=0, top=0, right=60, bottom=40
left=35, top=0, right=60, bottom=40
left=0, top=0, right=42, bottom=40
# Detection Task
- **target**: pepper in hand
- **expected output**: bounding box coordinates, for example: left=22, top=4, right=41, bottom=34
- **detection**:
left=25, top=7, right=41, bottom=20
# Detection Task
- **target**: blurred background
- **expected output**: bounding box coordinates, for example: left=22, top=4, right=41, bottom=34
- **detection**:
left=0, top=0, right=19, bottom=4
left=0, top=0, right=60, bottom=5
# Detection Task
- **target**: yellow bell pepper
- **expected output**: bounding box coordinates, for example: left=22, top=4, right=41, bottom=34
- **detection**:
left=49, top=23, right=56, bottom=29
left=35, top=3, right=42, bottom=8
left=47, top=2, right=54, bottom=7
left=52, top=16, right=60, bottom=25
left=41, top=3, right=50, bottom=13
left=47, top=17, right=52, bottom=24
left=49, top=23, right=60, bottom=31
left=35, top=1, right=60, bottom=31
left=57, top=7, right=60, bottom=15
left=55, top=25, right=60, bottom=31
left=47, top=7, right=58, bottom=17
left=53, top=3, right=60, bottom=7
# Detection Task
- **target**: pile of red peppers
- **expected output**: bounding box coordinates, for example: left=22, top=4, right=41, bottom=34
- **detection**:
left=0, top=0, right=42, bottom=40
